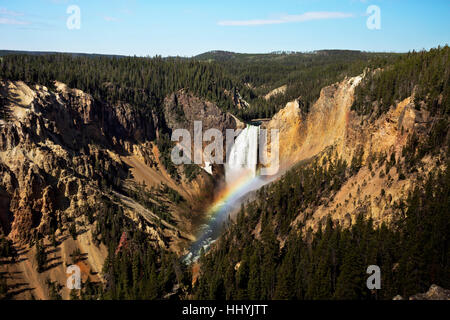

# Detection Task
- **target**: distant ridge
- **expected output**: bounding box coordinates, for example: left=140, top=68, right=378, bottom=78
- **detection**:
left=0, top=49, right=127, bottom=59
left=193, top=49, right=394, bottom=62
left=0, top=49, right=391, bottom=61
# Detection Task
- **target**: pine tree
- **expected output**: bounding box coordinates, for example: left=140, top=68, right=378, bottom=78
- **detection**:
left=35, top=239, right=47, bottom=273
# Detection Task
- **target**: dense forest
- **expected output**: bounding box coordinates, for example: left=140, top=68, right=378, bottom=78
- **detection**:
left=195, top=50, right=401, bottom=119
left=193, top=151, right=449, bottom=300
left=0, top=235, right=16, bottom=298
left=94, top=199, right=190, bottom=300
left=0, top=50, right=400, bottom=124
left=352, top=45, right=450, bottom=118
left=0, top=54, right=237, bottom=116
left=0, top=95, right=8, bottom=120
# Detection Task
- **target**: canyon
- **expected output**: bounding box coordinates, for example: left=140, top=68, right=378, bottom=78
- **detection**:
left=0, top=51, right=448, bottom=300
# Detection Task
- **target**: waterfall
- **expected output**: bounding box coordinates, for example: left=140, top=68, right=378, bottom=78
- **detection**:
left=184, top=124, right=279, bottom=263
left=184, top=125, right=262, bottom=263
left=225, top=125, right=260, bottom=183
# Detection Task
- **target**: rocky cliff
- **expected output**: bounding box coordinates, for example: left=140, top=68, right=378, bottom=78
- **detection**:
left=0, top=80, right=232, bottom=299
left=264, top=74, right=445, bottom=231
left=164, top=89, right=243, bottom=169
left=264, top=76, right=362, bottom=167
left=394, top=284, right=450, bottom=300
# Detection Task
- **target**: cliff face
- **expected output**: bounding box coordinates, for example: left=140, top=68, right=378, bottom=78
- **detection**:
left=1, top=81, right=111, bottom=241
left=0, top=80, right=230, bottom=299
left=264, top=85, right=287, bottom=101
left=164, top=90, right=244, bottom=176
left=0, top=80, right=235, bottom=240
left=264, top=76, right=362, bottom=167
left=264, top=75, right=440, bottom=230
left=164, top=90, right=242, bottom=134
left=394, top=284, right=450, bottom=300
left=0, top=80, right=169, bottom=239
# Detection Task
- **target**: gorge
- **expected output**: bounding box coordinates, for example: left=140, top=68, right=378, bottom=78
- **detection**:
left=187, top=124, right=267, bottom=262
left=0, top=47, right=448, bottom=300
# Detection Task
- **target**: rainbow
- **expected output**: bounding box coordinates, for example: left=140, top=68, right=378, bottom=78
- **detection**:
left=186, top=169, right=273, bottom=262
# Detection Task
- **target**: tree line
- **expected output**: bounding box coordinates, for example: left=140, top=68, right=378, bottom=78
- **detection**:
left=196, top=50, right=401, bottom=120
left=352, top=45, right=449, bottom=118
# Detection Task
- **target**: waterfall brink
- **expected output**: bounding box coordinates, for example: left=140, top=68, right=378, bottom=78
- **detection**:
left=225, top=125, right=260, bottom=183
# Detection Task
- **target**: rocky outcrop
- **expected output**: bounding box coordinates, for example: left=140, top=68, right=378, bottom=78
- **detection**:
left=164, top=90, right=244, bottom=166
left=0, top=81, right=131, bottom=241
left=263, top=76, right=362, bottom=167
left=264, top=74, right=439, bottom=231
left=264, top=85, right=287, bottom=101
left=0, top=79, right=230, bottom=299
left=164, top=89, right=242, bottom=136
left=393, top=285, right=450, bottom=300
left=0, top=78, right=241, bottom=250
left=0, top=81, right=220, bottom=244
left=233, top=89, right=250, bottom=109
left=54, top=81, right=162, bottom=144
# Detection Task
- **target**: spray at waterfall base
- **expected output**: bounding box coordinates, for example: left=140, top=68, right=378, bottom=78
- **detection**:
left=174, top=124, right=280, bottom=264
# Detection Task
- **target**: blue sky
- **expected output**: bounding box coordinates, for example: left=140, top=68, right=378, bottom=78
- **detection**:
left=0, top=0, right=449, bottom=56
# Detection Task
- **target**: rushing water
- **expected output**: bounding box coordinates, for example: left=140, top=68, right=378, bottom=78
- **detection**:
left=225, top=125, right=260, bottom=183
left=185, top=125, right=262, bottom=263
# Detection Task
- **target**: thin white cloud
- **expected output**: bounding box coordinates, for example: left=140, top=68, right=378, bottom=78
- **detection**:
left=0, top=7, right=30, bottom=25
left=0, top=17, right=30, bottom=25
left=218, top=11, right=354, bottom=26
left=104, top=16, right=119, bottom=22
left=0, top=7, right=24, bottom=17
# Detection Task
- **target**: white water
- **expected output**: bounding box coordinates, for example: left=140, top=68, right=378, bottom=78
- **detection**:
left=225, top=125, right=260, bottom=183
left=185, top=125, right=261, bottom=263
